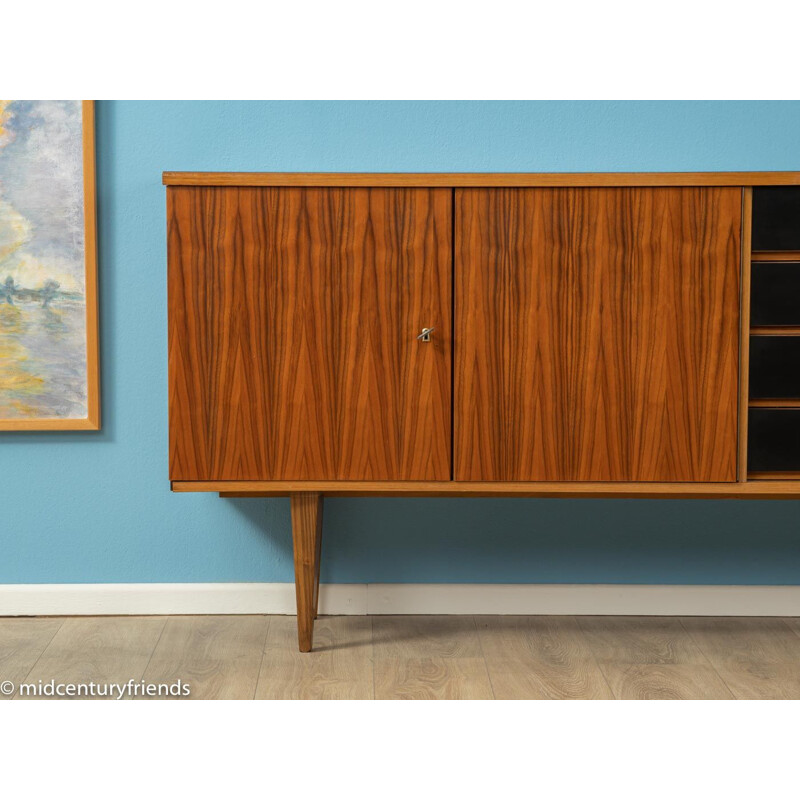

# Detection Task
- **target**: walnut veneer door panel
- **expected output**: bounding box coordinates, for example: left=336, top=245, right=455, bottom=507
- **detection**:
left=455, top=187, right=741, bottom=482
left=168, top=186, right=451, bottom=481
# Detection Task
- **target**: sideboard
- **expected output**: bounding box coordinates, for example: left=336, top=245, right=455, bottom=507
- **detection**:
left=164, top=172, right=800, bottom=650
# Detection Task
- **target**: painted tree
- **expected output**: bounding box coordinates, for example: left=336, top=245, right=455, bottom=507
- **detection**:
left=1, top=276, right=17, bottom=304
left=41, top=279, right=60, bottom=308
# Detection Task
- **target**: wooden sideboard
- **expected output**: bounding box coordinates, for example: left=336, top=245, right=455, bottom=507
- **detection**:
left=164, top=172, right=800, bottom=650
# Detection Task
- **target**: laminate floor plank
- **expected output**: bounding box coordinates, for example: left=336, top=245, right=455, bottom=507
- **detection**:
left=372, top=615, right=484, bottom=659
left=601, top=664, right=734, bottom=700
left=682, top=617, right=800, bottom=699
left=3, top=614, right=800, bottom=700
left=576, top=616, right=732, bottom=699
left=476, top=616, right=613, bottom=700
left=141, top=615, right=270, bottom=700
left=372, top=616, right=492, bottom=699
left=18, top=616, right=166, bottom=700
left=782, top=617, right=800, bottom=639
left=576, top=616, right=710, bottom=665
left=255, top=616, right=374, bottom=700
left=374, top=657, right=494, bottom=700
left=0, top=618, right=63, bottom=700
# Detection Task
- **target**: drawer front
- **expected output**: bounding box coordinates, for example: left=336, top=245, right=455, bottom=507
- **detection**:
left=749, top=336, right=800, bottom=398
left=748, top=409, right=800, bottom=472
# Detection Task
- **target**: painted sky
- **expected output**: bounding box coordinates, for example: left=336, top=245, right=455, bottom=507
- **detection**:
left=0, top=100, right=85, bottom=293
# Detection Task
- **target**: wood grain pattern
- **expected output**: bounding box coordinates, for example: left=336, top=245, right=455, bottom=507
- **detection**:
left=0, top=619, right=62, bottom=699
left=291, top=493, right=323, bottom=652
left=682, top=617, right=800, bottom=699
left=738, top=188, right=752, bottom=481
left=455, top=187, right=742, bottom=482
left=782, top=617, right=800, bottom=639
left=168, top=186, right=451, bottom=482
left=576, top=616, right=712, bottom=665
left=374, top=657, right=494, bottom=700
left=748, top=399, right=800, bottom=408
left=372, top=615, right=492, bottom=699
left=255, top=616, right=374, bottom=699
left=476, top=616, right=613, bottom=700
left=163, top=172, right=800, bottom=188
left=19, top=617, right=165, bottom=699
left=6, top=614, right=800, bottom=699
left=751, top=251, right=800, bottom=261
left=749, top=326, right=800, bottom=335
left=748, top=470, right=800, bottom=479
left=141, top=615, right=269, bottom=699
left=372, top=615, right=484, bottom=659
left=600, top=664, right=734, bottom=700
left=577, top=617, right=733, bottom=699
left=173, top=478, right=800, bottom=498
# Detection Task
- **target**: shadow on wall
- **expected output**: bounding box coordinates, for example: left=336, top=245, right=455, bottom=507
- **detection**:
left=224, top=494, right=293, bottom=559
left=225, top=496, right=800, bottom=586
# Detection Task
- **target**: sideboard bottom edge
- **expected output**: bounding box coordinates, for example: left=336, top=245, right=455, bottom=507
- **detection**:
left=169, top=480, right=800, bottom=500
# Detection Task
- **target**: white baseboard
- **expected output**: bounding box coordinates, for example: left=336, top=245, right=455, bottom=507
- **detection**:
left=1, top=583, right=799, bottom=617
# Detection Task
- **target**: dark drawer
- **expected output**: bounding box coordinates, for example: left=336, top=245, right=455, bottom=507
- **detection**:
left=751, top=263, right=800, bottom=326
left=752, top=187, right=800, bottom=251
left=750, top=336, right=800, bottom=398
left=749, top=409, right=800, bottom=472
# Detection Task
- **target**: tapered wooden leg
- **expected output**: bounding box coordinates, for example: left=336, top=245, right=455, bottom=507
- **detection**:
left=291, top=492, right=323, bottom=652
left=312, top=512, right=323, bottom=621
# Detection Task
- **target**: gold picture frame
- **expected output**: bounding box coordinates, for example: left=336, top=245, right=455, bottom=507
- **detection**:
left=0, top=100, right=99, bottom=430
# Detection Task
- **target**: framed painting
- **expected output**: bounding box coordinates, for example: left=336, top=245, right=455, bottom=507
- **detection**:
left=0, top=100, right=99, bottom=430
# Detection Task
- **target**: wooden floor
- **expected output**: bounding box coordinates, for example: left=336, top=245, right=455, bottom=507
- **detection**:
left=3, top=615, right=800, bottom=699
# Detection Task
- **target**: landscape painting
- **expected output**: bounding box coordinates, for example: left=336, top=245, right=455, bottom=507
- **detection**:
left=0, top=100, right=99, bottom=429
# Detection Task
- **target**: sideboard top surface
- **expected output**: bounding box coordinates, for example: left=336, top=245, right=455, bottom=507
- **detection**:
left=163, top=171, right=800, bottom=187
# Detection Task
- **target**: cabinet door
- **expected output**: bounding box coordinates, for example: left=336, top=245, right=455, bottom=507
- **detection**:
left=168, top=187, right=451, bottom=481
left=455, top=187, right=741, bottom=482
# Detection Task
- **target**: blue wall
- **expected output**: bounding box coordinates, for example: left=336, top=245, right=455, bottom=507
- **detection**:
left=3, top=101, right=800, bottom=586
